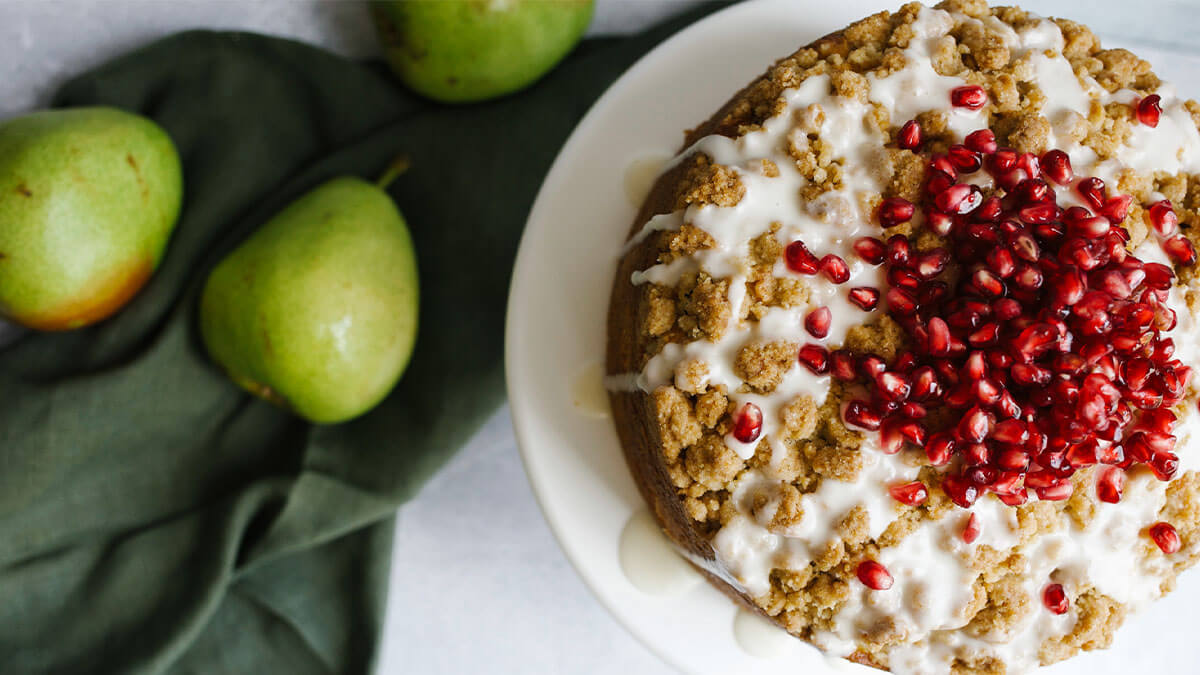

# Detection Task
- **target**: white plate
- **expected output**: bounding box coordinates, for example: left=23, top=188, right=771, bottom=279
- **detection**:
left=503, top=1, right=1200, bottom=673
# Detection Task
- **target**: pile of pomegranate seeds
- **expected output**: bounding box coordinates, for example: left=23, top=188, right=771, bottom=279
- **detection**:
left=828, top=121, right=1197, bottom=509
left=856, top=559, right=894, bottom=590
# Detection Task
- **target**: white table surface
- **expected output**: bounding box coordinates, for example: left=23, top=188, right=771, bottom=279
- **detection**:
left=3, top=1, right=1200, bottom=674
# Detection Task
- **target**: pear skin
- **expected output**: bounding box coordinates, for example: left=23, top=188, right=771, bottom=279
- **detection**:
left=372, top=0, right=594, bottom=103
left=0, top=107, right=183, bottom=330
left=199, top=177, right=420, bottom=424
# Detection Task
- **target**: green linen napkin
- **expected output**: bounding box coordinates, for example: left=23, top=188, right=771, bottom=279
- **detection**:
left=0, top=4, right=724, bottom=674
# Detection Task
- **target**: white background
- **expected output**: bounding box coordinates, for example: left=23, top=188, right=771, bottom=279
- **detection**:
left=2, top=1, right=1200, bottom=674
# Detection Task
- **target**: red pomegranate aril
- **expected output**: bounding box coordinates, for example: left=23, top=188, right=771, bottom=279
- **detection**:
left=966, top=465, right=998, bottom=486
left=958, top=407, right=994, bottom=443
left=1041, top=149, right=1073, bottom=184
left=1010, top=363, right=1051, bottom=386
left=1120, top=357, right=1152, bottom=390
left=968, top=322, right=1000, bottom=347
left=993, top=297, right=1022, bottom=320
left=948, top=144, right=982, bottom=173
left=785, top=240, right=820, bottom=274
left=1164, top=235, right=1197, bottom=264
left=887, top=287, right=918, bottom=315
left=936, top=184, right=983, bottom=215
left=965, top=128, right=998, bottom=154
left=963, top=442, right=992, bottom=466
left=992, top=419, right=1028, bottom=444
left=1043, top=584, right=1069, bottom=614
left=889, top=481, right=928, bottom=506
left=971, top=269, right=1005, bottom=297
left=926, top=171, right=955, bottom=197
left=1012, top=178, right=1051, bottom=204
left=924, top=317, right=950, bottom=356
left=999, top=489, right=1030, bottom=506
left=925, top=432, right=955, bottom=465
left=1036, top=482, right=1074, bottom=501
left=1050, top=269, right=1085, bottom=306
left=1099, top=194, right=1132, bottom=224
left=943, top=474, right=980, bottom=508
left=985, top=248, right=1016, bottom=279
left=848, top=287, right=880, bottom=311
left=1149, top=451, right=1180, bottom=481
left=1149, top=522, right=1181, bottom=554
left=805, top=306, right=832, bottom=339
left=898, top=119, right=922, bottom=150
left=997, top=448, right=1030, bottom=470
left=1096, top=466, right=1124, bottom=503
left=964, top=351, right=989, bottom=381
left=854, top=237, right=887, bottom=264
left=1018, top=202, right=1062, bottom=225
left=951, top=85, right=988, bottom=110
left=820, top=254, right=851, bottom=283
left=915, top=249, right=950, bottom=279
left=859, top=355, right=887, bottom=380
left=910, top=366, right=941, bottom=401
left=976, top=196, right=1003, bottom=222
left=1069, top=215, right=1111, bottom=239
left=974, top=378, right=1002, bottom=405
left=798, top=344, right=830, bottom=374
left=844, top=400, right=881, bottom=431
left=887, top=235, right=911, bottom=266
left=1136, top=94, right=1162, bottom=128
left=732, top=403, right=763, bottom=443
left=928, top=211, right=955, bottom=236
left=831, top=350, right=857, bottom=381
left=889, top=267, right=921, bottom=290
left=857, top=560, right=894, bottom=590
left=1140, top=408, right=1177, bottom=434
left=962, top=513, right=982, bottom=544
left=902, top=401, right=928, bottom=419
left=1013, top=263, right=1044, bottom=291
left=878, top=197, right=916, bottom=228
left=876, top=371, right=912, bottom=402
left=1147, top=200, right=1179, bottom=236
left=1076, top=177, right=1106, bottom=210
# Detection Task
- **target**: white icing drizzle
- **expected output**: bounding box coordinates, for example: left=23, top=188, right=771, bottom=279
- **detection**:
left=611, top=5, right=1200, bottom=673
left=618, top=509, right=704, bottom=595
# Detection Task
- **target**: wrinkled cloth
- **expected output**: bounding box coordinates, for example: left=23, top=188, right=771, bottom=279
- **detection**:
left=0, top=4, right=725, bottom=674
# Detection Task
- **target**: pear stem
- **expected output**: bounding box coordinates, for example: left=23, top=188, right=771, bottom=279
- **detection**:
left=376, top=155, right=411, bottom=190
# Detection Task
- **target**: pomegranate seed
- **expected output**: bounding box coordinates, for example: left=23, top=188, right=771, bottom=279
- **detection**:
left=1163, top=235, right=1197, bottom=264
left=926, top=317, right=951, bottom=356
left=951, top=85, right=988, bottom=110
left=1147, top=200, right=1179, bottom=236
left=1149, top=451, right=1179, bottom=481
left=1149, top=522, right=1181, bottom=554
left=914, top=249, right=950, bottom=279
left=853, top=237, right=886, bottom=265
left=928, top=211, right=955, bottom=236
left=887, top=287, right=918, bottom=315
left=962, top=513, right=981, bottom=544
left=948, top=144, right=982, bottom=173
left=843, top=400, right=881, bottom=431
left=997, top=448, right=1030, bottom=470
left=876, top=371, right=912, bottom=402
left=831, top=350, right=856, bottom=380
left=878, top=197, right=915, bottom=227
left=986, top=248, right=1016, bottom=278
left=942, top=474, right=980, bottom=508
left=889, top=267, right=921, bottom=290
left=856, top=560, right=893, bottom=590
left=976, top=196, right=1003, bottom=222
left=859, top=355, right=887, bottom=379
left=1037, top=482, right=1073, bottom=501
left=889, top=481, right=928, bottom=506
left=925, top=432, right=955, bottom=465
left=1041, top=149, right=1072, bottom=184
left=785, top=240, right=820, bottom=274
left=1043, top=584, right=1069, bottom=614
left=1136, top=94, right=1162, bottom=128
left=971, top=269, right=1005, bottom=297
left=1018, top=202, right=1062, bottom=225
left=805, top=306, right=832, bottom=338
left=936, top=184, right=983, bottom=215
left=819, top=254, right=851, bottom=283
left=898, top=119, right=922, bottom=150
left=1018, top=152, right=1041, bottom=179
left=887, top=235, right=911, bottom=266
left=989, top=148, right=1017, bottom=173
left=963, top=442, right=992, bottom=466
left=1068, top=215, right=1110, bottom=239
left=1011, top=178, right=1051, bottom=204
left=965, top=129, right=997, bottom=154
left=1096, top=466, right=1124, bottom=503
left=732, top=403, right=762, bottom=443
left=797, top=344, right=830, bottom=374
left=910, top=366, right=941, bottom=401
left=848, top=287, right=880, bottom=311
left=1014, top=263, right=1043, bottom=290
left=1099, top=194, right=1132, bottom=223
left=958, top=407, right=994, bottom=443
left=993, top=297, right=1022, bottom=320
left=1076, top=177, right=1105, bottom=210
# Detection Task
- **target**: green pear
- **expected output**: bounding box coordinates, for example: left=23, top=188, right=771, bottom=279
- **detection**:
left=199, top=171, right=419, bottom=424
left=372, top=0, right=594, bottom=103
left=0, top=107, right=182, bottom=330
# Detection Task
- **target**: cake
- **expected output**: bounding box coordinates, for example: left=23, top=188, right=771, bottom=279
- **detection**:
left=604, top=1, right=1200, bottom=673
